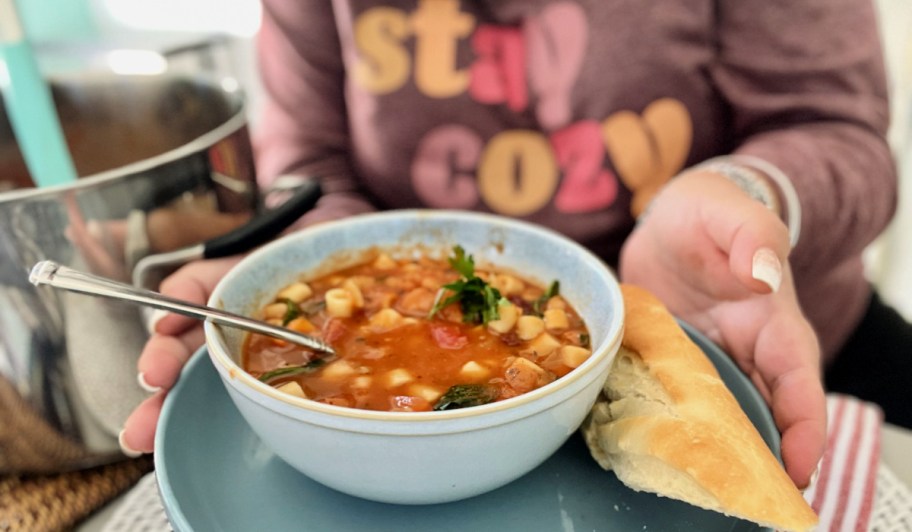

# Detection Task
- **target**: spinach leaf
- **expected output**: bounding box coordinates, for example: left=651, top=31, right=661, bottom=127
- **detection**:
left=433, top=383, right=499, bottom=411
left=258, top=358, right=330, bottom=384
left=281, top=298, right=301, bottom=325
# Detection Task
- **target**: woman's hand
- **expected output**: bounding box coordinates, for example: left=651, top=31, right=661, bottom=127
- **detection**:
left=119, top=256, right=242, bottom=455
left=619, top=169, right=826, bottom=489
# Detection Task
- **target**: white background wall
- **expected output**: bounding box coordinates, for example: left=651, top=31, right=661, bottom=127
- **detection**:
left=869, top=0, right=912, bottom=320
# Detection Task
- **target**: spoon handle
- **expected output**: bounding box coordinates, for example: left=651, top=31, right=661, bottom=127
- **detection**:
left=29, top=260, right=335, bottom=355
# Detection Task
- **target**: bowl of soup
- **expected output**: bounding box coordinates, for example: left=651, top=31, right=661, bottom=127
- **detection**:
left=205, top=210, right=624, bottom=504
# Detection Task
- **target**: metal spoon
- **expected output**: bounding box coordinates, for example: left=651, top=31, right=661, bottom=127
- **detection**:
left=29, top=260, right=335, bottom=355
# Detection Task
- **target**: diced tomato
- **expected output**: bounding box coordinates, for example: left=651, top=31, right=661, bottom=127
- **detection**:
left=322, top=318, right=348, bottom=344
left=430, top=323, right=468, bottom=350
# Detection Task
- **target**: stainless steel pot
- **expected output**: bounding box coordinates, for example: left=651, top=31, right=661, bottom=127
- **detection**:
left=0, top=73, right=319, bottom=474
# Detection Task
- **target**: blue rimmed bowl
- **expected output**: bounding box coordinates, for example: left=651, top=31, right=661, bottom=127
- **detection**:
left=204, top=210, right=624, bottom=504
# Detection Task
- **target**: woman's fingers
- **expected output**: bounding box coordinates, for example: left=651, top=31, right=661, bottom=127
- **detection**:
left=627, top=170, right=825, bottom=488
left=693, top=175, right=792, bottom=296
left=130, top=327, right=205, bottom=454
left=627, top=170, right=791, bottom=303
left=125, top=256, right=243, bottom=455
left=756, top=314, right=827, bottom=488
left=140, top=257, right=239, bottom=389
left=137, top=326, right=206, bottom=391
left=778, top=392, right=827, bottom=489
left=120, top=391, right=166, bottom=454
left=151, top=256, right=243, bottom=335
left=773, top=367, right=827, bottom=488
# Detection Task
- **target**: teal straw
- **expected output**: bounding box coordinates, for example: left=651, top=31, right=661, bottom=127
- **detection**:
left=0, top=0, right=78, bottom=188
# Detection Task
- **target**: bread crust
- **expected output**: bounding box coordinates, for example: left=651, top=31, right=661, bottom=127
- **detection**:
left=582, top=284, right=818, bottom=532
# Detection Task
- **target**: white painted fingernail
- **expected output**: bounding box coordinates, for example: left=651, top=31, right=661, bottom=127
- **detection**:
left=146, top=309, right=168, bottom=334
left=137, top=372, right=161, bottom=393
left=809, top=462, right=821, bottom=487
left=118, top=430, right=143, bottom=458
left=803, top=458, right=823, bottom=493
left=752, top=247, right=782, bottom=293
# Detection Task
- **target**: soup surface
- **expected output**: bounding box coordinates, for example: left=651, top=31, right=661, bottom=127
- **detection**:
left=243, top=247, right=592, bottom=412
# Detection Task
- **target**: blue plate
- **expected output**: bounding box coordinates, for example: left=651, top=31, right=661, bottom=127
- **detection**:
left=156, top=323, right=777, bottom=531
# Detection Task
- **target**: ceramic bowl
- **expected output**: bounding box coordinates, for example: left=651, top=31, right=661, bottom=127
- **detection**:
left=204, top=210, right=625, bottom=505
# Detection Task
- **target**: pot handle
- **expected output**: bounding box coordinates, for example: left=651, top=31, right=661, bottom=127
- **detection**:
left=131, top=177, right=322, bottom=289
left=203, top=177, right=322, bottom=259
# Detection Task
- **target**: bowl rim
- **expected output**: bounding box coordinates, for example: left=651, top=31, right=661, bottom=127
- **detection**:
left=206, top=209, right=625, bottom=423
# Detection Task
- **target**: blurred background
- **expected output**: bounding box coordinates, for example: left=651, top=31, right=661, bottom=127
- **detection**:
left=9, top=0, right=912, bottom=317
left=867, top=0, right=912, bottom=321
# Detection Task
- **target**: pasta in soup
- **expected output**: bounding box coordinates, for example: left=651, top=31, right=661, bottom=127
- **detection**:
left=243, top=246, right=592, bottom=412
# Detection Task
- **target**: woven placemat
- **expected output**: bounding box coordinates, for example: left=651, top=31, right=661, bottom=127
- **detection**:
left=0, top=455, right=154, bottom=532
left=100, top=472, right=170, bottom=532
left=870, top=463, right=912, bottom=532
left=0, top=374, right=95, bottom=474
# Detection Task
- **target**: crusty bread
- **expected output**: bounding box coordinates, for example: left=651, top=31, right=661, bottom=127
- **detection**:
left=582, top=284, right=818, bottom=532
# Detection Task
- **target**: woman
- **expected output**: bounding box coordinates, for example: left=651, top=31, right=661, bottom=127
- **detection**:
left=122, top=0, right=906, bottom=490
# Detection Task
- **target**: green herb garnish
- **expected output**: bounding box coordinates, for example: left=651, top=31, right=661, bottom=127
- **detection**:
left=428, top=246, right=506, bottom=325
left=448, top=245, right=475, bottom=278
left=258, top=358, right=330, bottom=384
left=281, top=298, right=301, bottom=325
left=433, top=384, right=499, bottom=411
left=532, top=280, right=560, bottom=316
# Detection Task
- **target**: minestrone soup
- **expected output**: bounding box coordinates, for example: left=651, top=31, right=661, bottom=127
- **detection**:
left=243, top=246, right=592, bottom=412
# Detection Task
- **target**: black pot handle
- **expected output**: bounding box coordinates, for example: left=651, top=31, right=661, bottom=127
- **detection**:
left=202, top=178, right=322, bottom=259
left=131, top=178, right=322, bottom=290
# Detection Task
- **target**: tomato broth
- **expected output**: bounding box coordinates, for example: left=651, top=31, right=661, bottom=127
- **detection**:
left=243, top=247, right=592, bottom=412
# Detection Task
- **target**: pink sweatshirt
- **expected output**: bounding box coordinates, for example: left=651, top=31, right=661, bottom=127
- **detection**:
left=253, top=0, right=897, bottom=359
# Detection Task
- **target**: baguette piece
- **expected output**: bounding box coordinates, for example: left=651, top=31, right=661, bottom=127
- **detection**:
left=582, top=284, right=818, bottom=532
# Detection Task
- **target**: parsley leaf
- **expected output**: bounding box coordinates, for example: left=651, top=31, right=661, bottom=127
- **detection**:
left=448, top=245, right=476, bottom=278
left=429, top=246, right=506, bottom=324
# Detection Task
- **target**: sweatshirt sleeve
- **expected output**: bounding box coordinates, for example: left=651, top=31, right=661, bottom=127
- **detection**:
left=254, top=0, right=375, bottom=225
left=709, top=0, right=897, bottom=275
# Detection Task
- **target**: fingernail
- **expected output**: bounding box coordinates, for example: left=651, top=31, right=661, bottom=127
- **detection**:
left=752, top=247, right=782, bottom=293
left=137, top=372, right=161, bottom=393
left=146, top=309, right=168, bottom=334
left=118, top=430, right=144, bottom=458
left=803, top=458, right=823, bottom=493
left=809, top=462, right=821, bottom=487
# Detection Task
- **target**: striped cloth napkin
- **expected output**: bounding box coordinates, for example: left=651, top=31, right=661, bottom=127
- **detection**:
left=803, top=394, right=883, bottom=531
